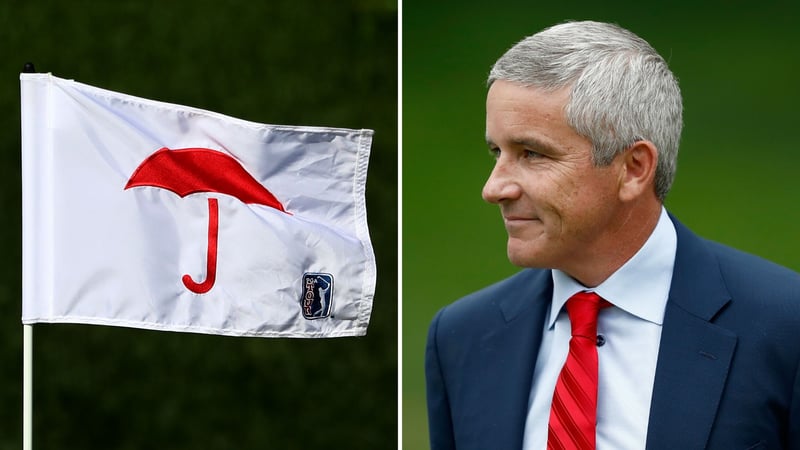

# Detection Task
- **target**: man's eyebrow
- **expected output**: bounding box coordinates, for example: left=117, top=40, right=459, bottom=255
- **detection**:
left=485, top=135, right=560, bottom=154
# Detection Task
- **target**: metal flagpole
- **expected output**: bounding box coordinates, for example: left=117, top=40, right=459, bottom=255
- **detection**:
left=23, top=324, right=32, bottom=450
left=22, top=61, right=36, bottom=450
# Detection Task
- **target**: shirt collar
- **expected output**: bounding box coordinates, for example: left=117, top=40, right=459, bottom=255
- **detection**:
left=549, top=207, right=677, bottom=329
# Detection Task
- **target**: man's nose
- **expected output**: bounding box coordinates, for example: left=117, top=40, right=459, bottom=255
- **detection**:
left=482, top=159, right=521, bottom=204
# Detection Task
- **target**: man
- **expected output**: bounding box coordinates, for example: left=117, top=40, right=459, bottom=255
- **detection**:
left=425, top=20, right=800, bottom=450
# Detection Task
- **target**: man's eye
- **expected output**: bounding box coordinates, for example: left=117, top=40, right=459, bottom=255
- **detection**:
left=523, top=150, right=540, bottom=159
left=488, top=147, right=501, bottom=159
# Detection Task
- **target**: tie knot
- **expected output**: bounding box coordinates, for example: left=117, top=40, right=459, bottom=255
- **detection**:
left=565, top=291, right=610, bottom=339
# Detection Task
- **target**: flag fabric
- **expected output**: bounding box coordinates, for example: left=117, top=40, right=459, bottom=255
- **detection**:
left=21, top=73, right=376, bottom=338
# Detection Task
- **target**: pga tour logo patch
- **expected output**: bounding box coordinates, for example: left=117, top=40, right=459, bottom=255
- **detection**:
left=301, top=273, right=334, bottom=319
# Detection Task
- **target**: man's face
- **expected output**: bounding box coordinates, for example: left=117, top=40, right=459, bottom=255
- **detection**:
left=483, top=80, right=624, bottom=273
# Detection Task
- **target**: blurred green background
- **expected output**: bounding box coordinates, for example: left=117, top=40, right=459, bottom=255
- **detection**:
left=1, top=1, right=396, bottom=449
left=403, top=1, right=800, bottom=449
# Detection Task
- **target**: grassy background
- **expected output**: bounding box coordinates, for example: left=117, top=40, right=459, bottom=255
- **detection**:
left=1, top=1, right=396, bottom=449
left=402, top=1, right=800, bottom=448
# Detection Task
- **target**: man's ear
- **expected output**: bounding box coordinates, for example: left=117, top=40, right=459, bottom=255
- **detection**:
left=618, top=140, right=658, bottom=202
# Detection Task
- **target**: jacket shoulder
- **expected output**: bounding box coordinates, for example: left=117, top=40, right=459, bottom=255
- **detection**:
left=430, top=268, right=550, bottom=333
left=703, top=238, right=800, bottom=297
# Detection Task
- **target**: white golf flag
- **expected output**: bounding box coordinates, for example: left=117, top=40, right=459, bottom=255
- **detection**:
left=21, top=73, right=376, bottom=337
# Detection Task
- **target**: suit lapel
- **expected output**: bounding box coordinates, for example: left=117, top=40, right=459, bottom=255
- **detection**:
left=461, top=269, right=551, bottom=449
left=646, top=218, right=737, bottom=449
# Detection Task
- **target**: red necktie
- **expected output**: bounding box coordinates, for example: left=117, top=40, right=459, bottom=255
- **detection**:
left=547, top=291, right=610, bottom=450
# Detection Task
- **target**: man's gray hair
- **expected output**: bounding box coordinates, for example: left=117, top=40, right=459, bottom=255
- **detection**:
left=488, top=21, right=682, bottom=200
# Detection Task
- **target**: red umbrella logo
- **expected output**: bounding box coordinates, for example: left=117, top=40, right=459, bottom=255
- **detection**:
left=125, top=147, right=289, bottom=294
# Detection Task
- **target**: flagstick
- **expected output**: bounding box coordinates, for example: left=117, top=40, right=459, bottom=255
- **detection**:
left=21, top=62, right=36, bottom=450
left=23, top=324, right=33, bottom=450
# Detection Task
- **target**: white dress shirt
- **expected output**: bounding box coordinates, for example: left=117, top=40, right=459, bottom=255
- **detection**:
left=522, top=207, right=677, bottom=449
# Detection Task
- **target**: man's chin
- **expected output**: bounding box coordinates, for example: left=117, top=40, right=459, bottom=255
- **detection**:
left=506, top=241, right=549, bottom=268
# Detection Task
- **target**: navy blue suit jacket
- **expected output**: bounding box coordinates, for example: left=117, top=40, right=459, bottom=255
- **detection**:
left=426, top=217, right=800, bottom=449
